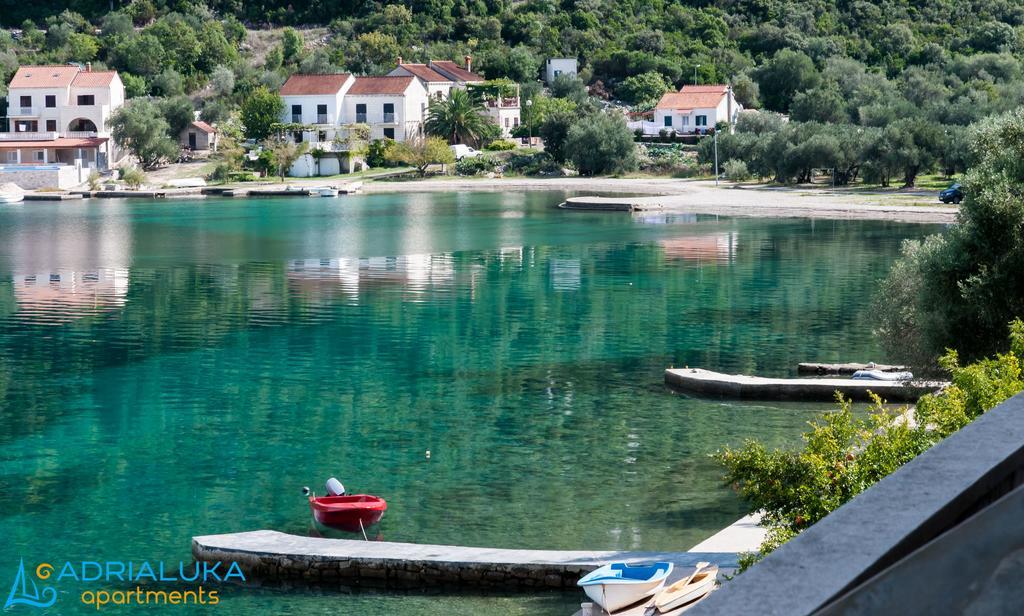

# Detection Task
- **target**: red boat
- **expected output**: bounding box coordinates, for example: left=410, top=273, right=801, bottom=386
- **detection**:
left=308, top=494, right=387, bottom=532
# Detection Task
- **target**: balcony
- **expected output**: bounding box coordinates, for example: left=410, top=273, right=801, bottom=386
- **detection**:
left=382, top=113, right=396, bottom=123
left=484, top=97, right=520, bottom=109
left=0, top=131, right=59, bottom=141
left=291, top=114, right=302, bottom=123
left=356, top=113, right=367, bottom=123
left=10, top=107, right=39, bottom=117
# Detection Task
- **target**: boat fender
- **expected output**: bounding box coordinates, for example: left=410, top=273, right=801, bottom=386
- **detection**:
left=326, top=477, right=346, bottom=496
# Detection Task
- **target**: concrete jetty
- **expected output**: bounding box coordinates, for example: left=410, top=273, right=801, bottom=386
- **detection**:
left=23, top=193, right=83, bottom=201
left=664, top=368, right=946, bottom=402
left=559, top=196, right=664, bottom=212
left=191, top=531, right=741, bottom=590
left=797, top=362, right=906, bottom=375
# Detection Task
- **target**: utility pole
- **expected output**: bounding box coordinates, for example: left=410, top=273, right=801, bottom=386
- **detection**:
left=714, top=131, right=719, bottom=186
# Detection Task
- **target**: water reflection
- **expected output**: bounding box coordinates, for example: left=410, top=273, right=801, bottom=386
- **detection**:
left=13, top=269, right=129, bottom=323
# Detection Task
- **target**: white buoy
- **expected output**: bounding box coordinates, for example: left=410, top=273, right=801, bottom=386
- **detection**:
left=425, top=450, right=431, bottom=459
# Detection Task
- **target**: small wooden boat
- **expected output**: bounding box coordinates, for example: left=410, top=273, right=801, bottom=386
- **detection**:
left=315, top=186, right=339, bottom=197
left=578, top=562, right=673, bottom=613
left=652, top=562, right=717, bottom=613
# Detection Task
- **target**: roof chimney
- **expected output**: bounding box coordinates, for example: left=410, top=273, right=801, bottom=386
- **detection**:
left=464, top=55, right=472, bottom=72
left=397, top=56, right=403, bottom=65
left=86, top=62, right=92, bottom=72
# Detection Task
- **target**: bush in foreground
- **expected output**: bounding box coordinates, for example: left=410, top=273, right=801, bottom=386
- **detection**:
left=716, top=320, right=1024, bottom=572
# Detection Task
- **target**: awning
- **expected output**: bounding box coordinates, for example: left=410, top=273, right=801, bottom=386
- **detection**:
left=0, top=137, right=108, bottom=149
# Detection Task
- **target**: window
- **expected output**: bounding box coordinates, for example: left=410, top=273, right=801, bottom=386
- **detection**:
left=316, top=104, right=328, bottom=123
left=383, top=128, right=395, bottom=140
left=45, top=95, right=56, bottom=108
left=435, top=91, right=443, bottom=99
left=291, top=104, right=302, bottom=123
left=680, top=117, right=689, bottom=126
left=46, top=120, right=57, bottom=132
left=554, top=70, right=562, bottom=77
left=514, top=117, right=520, bottom=127
left=293, top=131, right=303, bottom=143
left=20, top=95, right=31, bottom=107
left=77, top=95, right=95, bottom=106
left=504, top=117, right=510, bottom=128
left=383, top=103, right=395, bottom=123
left=317, top=131, right=326, bottom=143
left=664, top=116, right=672, bottom=127
left=696, top=115, right=708, bottom=126
left=356, top=103, right=367, bottom=123
left=34, top=150, right=45, bottom=162
left=16, top=121, right=37, bottom=132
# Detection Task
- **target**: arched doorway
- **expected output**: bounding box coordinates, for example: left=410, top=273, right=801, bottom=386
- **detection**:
left=68, top=118, right=97, bottom=132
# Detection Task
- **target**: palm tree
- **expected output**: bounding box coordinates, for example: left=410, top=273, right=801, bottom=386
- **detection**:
left=425, top=89, right=489, bottom=145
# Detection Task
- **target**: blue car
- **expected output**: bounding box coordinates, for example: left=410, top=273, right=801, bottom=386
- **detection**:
left=939, top=183, right=963, bottom=204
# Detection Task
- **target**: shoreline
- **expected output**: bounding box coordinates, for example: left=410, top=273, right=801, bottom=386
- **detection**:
left=28, top=177, right=958, bottom=223
left=361, top=178, right=957, bottom=223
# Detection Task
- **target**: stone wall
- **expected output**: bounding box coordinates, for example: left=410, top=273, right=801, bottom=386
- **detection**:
left=0, top=165, right=85, bottom=190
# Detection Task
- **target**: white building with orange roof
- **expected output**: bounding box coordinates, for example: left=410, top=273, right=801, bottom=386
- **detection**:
left=0, top=63, right=126, bottom=187
left=653, top=84, right=742, bottom=135
left=389, top=56, right=520, bottom=139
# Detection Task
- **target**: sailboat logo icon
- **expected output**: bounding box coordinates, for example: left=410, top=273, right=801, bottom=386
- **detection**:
left=4, top=559, right=57, bottom=609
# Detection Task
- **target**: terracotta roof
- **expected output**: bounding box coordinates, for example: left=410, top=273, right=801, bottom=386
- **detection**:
left=190, top=121, right=216, bottom=133
left=71, top=71, right=118, bottom=87
left=0, top=137, right=108, bottom=148
left=429, top=61, right=484, bottom=83
left=347, top=76, right=415, bottom=95
left=280, top=73, right=352, bottom=96
left=397, top=63, right=451, bottom=83
left=656, top=85, right=730, bottom=110
left=9, top=66, right=81, bottom=88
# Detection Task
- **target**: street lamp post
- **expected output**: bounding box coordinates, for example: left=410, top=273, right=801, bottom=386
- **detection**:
left=526, top=99, right=533, bottom=146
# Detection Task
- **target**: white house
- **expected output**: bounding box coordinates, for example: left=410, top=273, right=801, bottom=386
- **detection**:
left=389, top=56, right=521, bottom=138
left=278, top=73, right=428, bottom=176
left=653, top=85, right=742, bottom=135
left=546, top=58, right=578, bottom=84
left=0, top=63, right=126, bottom=187
left=343, top=76, right=428, bottom=142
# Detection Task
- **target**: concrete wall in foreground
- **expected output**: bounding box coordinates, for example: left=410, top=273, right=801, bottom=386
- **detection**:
left=0, top=165, right=84, bottom=189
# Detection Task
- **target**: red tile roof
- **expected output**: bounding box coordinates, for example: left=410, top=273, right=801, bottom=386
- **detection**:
left=397, top=63, right=451, bottom=83
left=280, top=73, right=353, bottom=95
left=9, top=66, right=81, bottom=88
left=429, top=60, right=484, bottom=83
left=0, top=137, right=108, bottom=148
left=656, top=85, right=730, bottom=110
left=72, top=71, right=118, bottom=87
left=347, top=76, right=415, bottom=95
left=190, top=121, right=216, bottom=133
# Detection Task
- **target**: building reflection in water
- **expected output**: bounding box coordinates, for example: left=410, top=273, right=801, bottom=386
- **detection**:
left=286, top=254, right=457, bottom=304
left=660, top=232, right=738, bottom=264
left=13, top=269, right=130, bottom=324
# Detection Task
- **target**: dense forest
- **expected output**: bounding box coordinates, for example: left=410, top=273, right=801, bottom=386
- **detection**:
left=1, top=0, right=1023, bottom=181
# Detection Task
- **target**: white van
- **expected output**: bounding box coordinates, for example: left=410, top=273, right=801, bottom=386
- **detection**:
left=450, top=144, right=481, bottom=160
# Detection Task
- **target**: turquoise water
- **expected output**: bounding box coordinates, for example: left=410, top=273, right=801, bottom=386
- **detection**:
left=0, top=192, right=940, bottom=614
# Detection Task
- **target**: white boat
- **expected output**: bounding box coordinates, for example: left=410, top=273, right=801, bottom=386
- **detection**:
left=652, top=562, right=717, bottom=613
left=0, top=182, right=25, bottom=203
left=315, top=186, right=339, bottom=197
left=578, top=562, right=673, bottom=613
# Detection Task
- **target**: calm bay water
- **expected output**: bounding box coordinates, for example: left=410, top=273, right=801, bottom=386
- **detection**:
left=0, top=192, right=940, bottom=614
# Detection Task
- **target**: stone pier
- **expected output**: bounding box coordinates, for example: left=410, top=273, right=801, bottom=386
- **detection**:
left=191, top=530, right=740, bottom=590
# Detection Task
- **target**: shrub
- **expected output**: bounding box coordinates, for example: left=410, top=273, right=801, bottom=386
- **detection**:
left=724, top=159, right=751, bottom=181
left=121, top=167, right=146, bottom=188
left=87, top=170, right=101, bottom=191
left=504, top=152, right=560, bottom=176
left=484, top=139, right=517, bottom=151
left=564, top=113, right=638, bottom=176
left=366, top=139, right=394, bottom=168
left=455, top=155, right=498, bottom=176
left=717, top=319, right=1024, bottom=572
